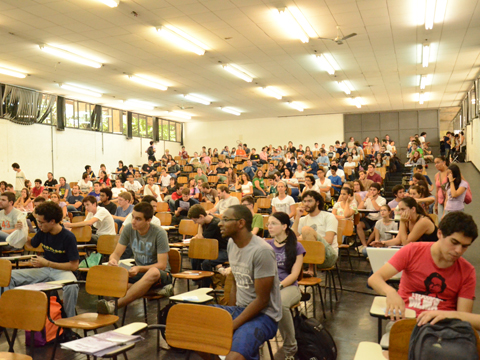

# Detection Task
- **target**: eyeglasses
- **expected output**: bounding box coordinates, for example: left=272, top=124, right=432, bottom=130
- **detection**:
left=220, top=218, right=241, bottom=223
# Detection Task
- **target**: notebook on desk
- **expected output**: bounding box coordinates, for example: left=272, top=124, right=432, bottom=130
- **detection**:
left=366, top=247, right=402, bottom=280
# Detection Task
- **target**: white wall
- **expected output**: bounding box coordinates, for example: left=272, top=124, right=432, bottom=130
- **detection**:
left=0, top=119, right=182, bottom=186
left=184, top=114, right=344, bottom=153
left=465, top=118, right=480, bottom=169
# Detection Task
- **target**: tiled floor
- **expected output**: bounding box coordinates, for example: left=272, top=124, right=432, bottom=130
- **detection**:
left=1, top=162, right=480, bottom=360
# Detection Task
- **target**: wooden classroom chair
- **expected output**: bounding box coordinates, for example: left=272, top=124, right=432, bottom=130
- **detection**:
left=156, top=202, right=169, bottom=213
left=156, top=212, right=172, bottom=226
left=0, top=289, right=48, bottom=358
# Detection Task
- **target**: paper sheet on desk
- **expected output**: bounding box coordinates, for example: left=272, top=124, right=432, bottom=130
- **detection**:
left=16, top=283, right=62, bottom=291
left=61, top=330, right=142, bottom=356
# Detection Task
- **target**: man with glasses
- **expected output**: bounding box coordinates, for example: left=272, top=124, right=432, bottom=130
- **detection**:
left=216, top=205, right=281, bottom=360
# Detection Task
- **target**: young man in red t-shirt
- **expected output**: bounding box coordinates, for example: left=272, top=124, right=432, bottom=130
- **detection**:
left=368, top=211, right=477, bottom=321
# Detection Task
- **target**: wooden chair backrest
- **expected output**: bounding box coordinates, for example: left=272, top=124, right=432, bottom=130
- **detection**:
left=85, top=265, right=128, bottom=298
left=156, top=212, right=172, bottom=226
left=337, top=219, right=347, bottom=238
left=72, top=225, right=92, bottom=243
left=174, top=156, right=181, bottom=161
left=353, top=212, right=361, bottom=225
left=24, top=242, right=44, bottom=253
left=208, top=176, right=218, bottom=184
left=0, top=289, right=47, bottom=331
left=234, top=157, right=243, bottom=163
left=344, top=167, right=354, bottom=176
left=156, top=202, right=169, bottom=213
left=168, top=249, right=181, bottom=274
left=256, top=197, right=271, bottom=209
left=218, top=154, right=226, bottom=161
left=114, top=222, right=118, bottom=233
left=428, top=213, right=438, bottom=226
left=299, top=240, right=326, bottom=265
left=0, top=259, right=12, bottom=288
left=388, top=319, right=417, bottom=360
left=200, top=202, right=214, bottom=211
left=165, top=303, right=233, bottom=355
left=179, top=219, right=199, bottom=236
left=343, top=219, right=354, bottom=237
left=189, top=238, right=219, bottom=260
left=97, top=235, right=119, bottom=255
left=177, top=177, right=188, bottom=185
left=223, top=272, right=235, bottom=305
left=189, top=173, right=196, bottom=179
left=230, top=192, right=242, bottom=201
left=69, top=182, right=78, bottom=189
left=183, top=165, right=193, bottom=173
left=72, top=216, right=86, bottom=223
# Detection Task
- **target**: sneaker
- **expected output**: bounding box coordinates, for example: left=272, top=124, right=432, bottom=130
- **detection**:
left=358, top=245, right=365, bottom=252
left=158, top=284, right=174, bottom=297
left=97, top=299, right=115, bottom=315
left=285, top=356, right=296, bottom=360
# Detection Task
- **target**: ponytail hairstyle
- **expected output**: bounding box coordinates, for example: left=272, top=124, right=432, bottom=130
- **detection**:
left=400, top=197, right=433, bottom=224
left=271, top=212, right=298, bottom=274
left=448, top=164, right=462, bottom=190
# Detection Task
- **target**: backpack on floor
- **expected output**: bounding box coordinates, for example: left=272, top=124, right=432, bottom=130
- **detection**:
left=408, top=318, right=478, bottom=360
left=25, top=296, right=64, bottom=346
left=294, top=313, right=337, bottom=360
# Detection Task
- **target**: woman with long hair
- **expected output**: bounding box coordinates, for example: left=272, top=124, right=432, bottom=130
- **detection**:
left=272, top=181, right=295, bottom=219
left=14, top=187, right=33, bottom=212
left=444, top=163, right=468, bottom=216
left=373, top=137, right=380, bottom=152
left=252, top=169, right=267, bottom=197
left=363, top=137, right=371, bottom=148
left=188, top=178, right=200, bottom=200
left=98, top=171, right=111, bottom=188
left=371, top=197, right=437, bottom=246
left=283, top=168, right=299, bottom=201
left=332, top=187, right=357, bottom=221
left=266, top=212, right=305, bottom=360
left=236, top=172, right=253, bottom=196
left=226, top=167, right=237, bottom=191
left=277, top=160, right=286, bottom=174
left=407, top=151, right=425, bottom=166
left=353, top=180, right=367, bottom=203
left=409, top=184, right=434, bottom=214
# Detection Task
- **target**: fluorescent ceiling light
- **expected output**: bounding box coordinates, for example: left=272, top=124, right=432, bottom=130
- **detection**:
left=0, top=66, right=26, bottom=78
left=277, top=8, right=312, bottom=43
left=97, top=0, right=119, bottom=7
left=315, top=54, right=339, bottom=75
left=338, top=80, right=354, bottom=95
left=39, top=44, right=102, bottom=68
left=288, top=102, right=304, bottom=112
left=425, top=0, right=436, bottom=30
left=349, top=97, right=362, bottom=108
left=129, top=75, right=168, bottom=91
left=222, top=65, right=253, bottom=83
left=419, top=75, right=430, bottom=89
left=169, top=111, right=192, bottom=120
left=125, top=100, right=155, bottom=110
left=221, top=107, right=241, bottom=116
left=422, top=44, right=430, bottom=67
left=261, top=87, right=282, bottom=100
left=419, top=92, right=429, bottom=104
left=184, top=94, right=211, bottom=105
left=156, top=25, right=208, bottom=56
left=60, top=83, right=102, bottom=97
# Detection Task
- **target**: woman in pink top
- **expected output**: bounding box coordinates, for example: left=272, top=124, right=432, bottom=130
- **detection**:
left=373, top=137, right=380, bottom=152
left=434, top=155, right=449, bottom=219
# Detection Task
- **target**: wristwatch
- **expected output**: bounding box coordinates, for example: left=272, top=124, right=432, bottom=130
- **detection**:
left=279, top=283, right=284, bottom=290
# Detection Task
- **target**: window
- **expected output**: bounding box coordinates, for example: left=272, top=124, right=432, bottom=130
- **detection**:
left=160, top=119, right=169, bottom=141
left=132, top=113, right=139, bottom=137
left=169, top=122, right=176, bottom=141
left=122, top=111, right=127, bottom=136
left=102, top=107, right=112, bottom=132
left=112, top=109, right=122, bottom=134
left=176, top=122, right=182, bottom=140
left=78, top=102, right=91, bottom=130
left=146, top=116, right=153, bottom=138
left=139, top=115, right=147, bottom=137
left=65, top=100, right=77, bottom=128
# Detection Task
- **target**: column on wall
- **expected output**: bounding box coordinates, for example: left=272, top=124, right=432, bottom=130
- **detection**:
left=153, top=117, right=159, bottom=142
left=56, top=96, right=65, bottom=131
left=127, top=111, right=133, bottom=139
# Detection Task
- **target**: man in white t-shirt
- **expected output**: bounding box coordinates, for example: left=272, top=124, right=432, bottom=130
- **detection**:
left=293, top=190, right=338, bottom=272
left=64, top=195, right=116, bottom=243
left=143, top=177, right=162, bottom=203
left=124, top=174, right=143, bottom=194
left=159, top=169, right=171, bottom=188
left=207, top=185, right=239, bottom=215
left=11, top=163, right=26, bottom=198
left=112, top=179, right=127, bottom=198
left=356, top=182, right=386, bottom=249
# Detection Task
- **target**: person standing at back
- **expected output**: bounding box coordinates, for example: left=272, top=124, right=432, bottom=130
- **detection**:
left=11, top=163, right=26, bottom=199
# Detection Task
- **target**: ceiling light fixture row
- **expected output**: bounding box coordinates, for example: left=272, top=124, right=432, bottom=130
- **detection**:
left=97, top=0, right=119, bottom=8
left=0, top=66, right=27, bottom=78
left=424, top=0, right=447, bottom=30
left=276, top=7, right=317, bottom=43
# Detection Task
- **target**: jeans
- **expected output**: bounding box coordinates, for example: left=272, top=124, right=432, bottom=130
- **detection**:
left=191, top=249, right=228, bottom=287
left=114, top=219, right=124, bottom=233
left=5, top=268, right=78, bottom=318
left=169, top=173, right=177, bottom=179
left=0, top=231, right=8, bottom=241
left=279, top=286, right=302, bottom=356
left=243, top=167, right=256, bottom=181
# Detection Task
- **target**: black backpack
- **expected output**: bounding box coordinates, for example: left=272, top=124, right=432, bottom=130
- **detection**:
left=294, top=313, right=337, bottom=360
left=147, top=146, right=154, bottom=156
left=408, top=318, right=478, bottom=360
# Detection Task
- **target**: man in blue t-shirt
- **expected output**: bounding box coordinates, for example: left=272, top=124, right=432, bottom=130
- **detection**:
left=66, top=185, right=84, bottom=213
left=4, top=202, right=79, bottom=319
left=328, top=166, right=343, bottom=194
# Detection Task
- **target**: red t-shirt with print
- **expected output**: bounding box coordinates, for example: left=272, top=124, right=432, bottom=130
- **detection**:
left=389, top=242, right=476, bottom=317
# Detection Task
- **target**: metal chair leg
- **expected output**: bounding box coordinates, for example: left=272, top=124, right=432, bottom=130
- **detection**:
left=143, top=298, right=148, bottom=324
left=266, top=340, right=274, bottom=359
left=316, top=284, right=326, bottom=319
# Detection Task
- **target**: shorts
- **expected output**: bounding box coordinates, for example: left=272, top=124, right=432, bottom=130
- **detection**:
left=360, top=217, right=376, bottom=230
left=211, top=305, right=278, bottom=360
left=128, top=269, right=172, bottom=288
